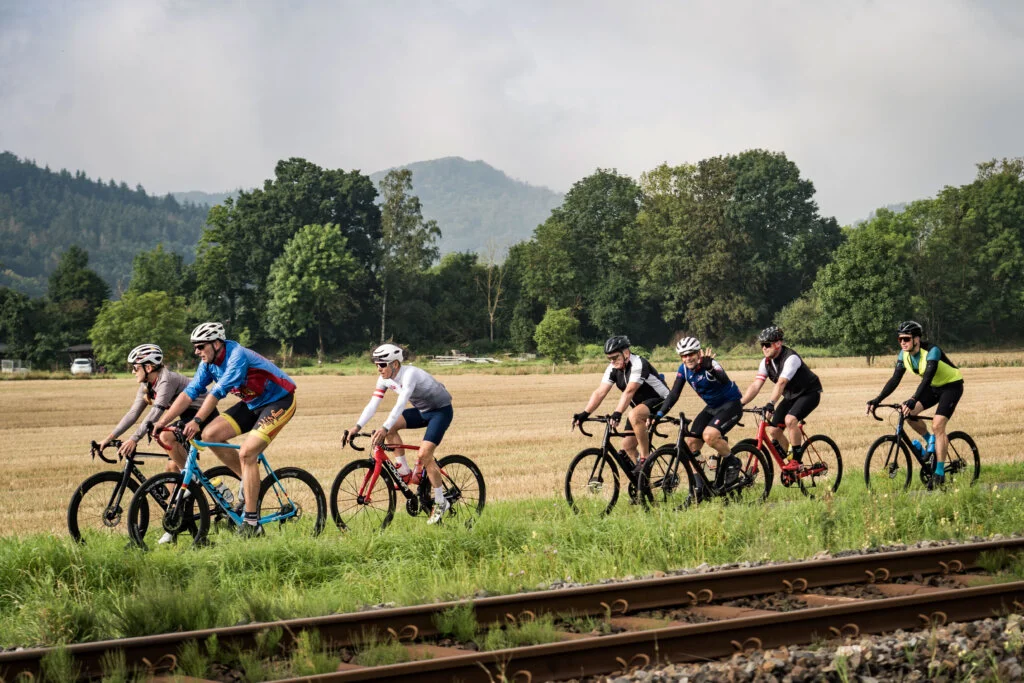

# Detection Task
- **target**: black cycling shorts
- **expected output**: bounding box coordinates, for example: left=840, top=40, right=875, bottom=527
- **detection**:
left=916, top=380, right=963, bottom=418
left=769, top=391, right=821, bottom=427
left=691, top=400, right=743, bottom=438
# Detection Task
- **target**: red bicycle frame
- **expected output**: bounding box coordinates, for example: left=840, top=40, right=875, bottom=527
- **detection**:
left=358, top=442, right=421, bottom=501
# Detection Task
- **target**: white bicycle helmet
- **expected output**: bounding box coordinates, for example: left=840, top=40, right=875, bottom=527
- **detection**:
left=190, top=322, right=226, bottom=343
left=127, top=343, right=163, bottom=366
left=675, top=336, right=701, bottom=355
left=372, top=343, right=404, bottom=364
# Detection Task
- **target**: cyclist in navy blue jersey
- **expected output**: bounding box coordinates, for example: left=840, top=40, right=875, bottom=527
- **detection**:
left=655, top=337, right=743, bottom=483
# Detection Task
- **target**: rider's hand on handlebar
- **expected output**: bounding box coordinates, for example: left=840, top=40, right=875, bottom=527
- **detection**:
left=117, top=439, right=138, bottom=458
left=181, top=419, right=201, bottom=441
left=608, top=411, right=622, bottom=426
left=371, top=427, right=387, bottom=447
left=763, top=401, right=775, bottom=416
left=572, top=411, right=590, bottom=429
left=900, top=398, right=916, bottom=416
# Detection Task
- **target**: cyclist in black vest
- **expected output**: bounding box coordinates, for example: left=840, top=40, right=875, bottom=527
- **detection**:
left=572, top=335, right=669, bottom=473
left=740, top=326, right=823, bottom=469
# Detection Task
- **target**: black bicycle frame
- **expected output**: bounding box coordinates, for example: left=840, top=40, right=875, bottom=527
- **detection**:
left=576, top=416, right=663, bottom=486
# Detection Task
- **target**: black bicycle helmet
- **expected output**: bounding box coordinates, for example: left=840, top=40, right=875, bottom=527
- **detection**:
left=757, top=326, right=784, bottom=343
left=604, top=335, right=631, bottom=354
left=897, top=320, right=923, bottom=337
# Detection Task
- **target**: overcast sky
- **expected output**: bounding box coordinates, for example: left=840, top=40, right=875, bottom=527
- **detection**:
left=2, top=0, right=1022, bottom=225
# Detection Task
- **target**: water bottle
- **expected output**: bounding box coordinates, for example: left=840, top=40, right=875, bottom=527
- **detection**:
left=910, top=439, right=925, bottom=463
left=926, top=434, right=936, bottom=455
left=210, top=476, right=234, bottom=505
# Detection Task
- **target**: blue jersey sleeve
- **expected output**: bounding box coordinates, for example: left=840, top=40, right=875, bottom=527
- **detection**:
left=210, top=345, right=250, bottom=399
left=926, top=346, right=942, bottom=362
left=185, top=363, right=213, bottom=400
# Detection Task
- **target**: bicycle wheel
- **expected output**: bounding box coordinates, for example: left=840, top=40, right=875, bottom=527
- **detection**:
left=639, top=445, right=686, bottom=509
left=729, top=442, right=772, bottom=502
left=203, top=465, right=241, bottom=534
left=431, top=454, right=486, bottom=522
left=127, top=472, right=210, bottom=550
left=864, top=435, right=913, bottom=494
left=258, top=467, right=327, bottom=537
left=330, top=459, right=397, bottom=531
left=67, top=471, right=145, bottom=543
left=798, top=434, right=843, bottom=496
left=944, top=431, right=980, bottom=487
left=564, top=448, right=620, bottom=515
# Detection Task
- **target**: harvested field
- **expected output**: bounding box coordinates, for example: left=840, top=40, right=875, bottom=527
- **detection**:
left=1, top=364, right=1021, bottom=536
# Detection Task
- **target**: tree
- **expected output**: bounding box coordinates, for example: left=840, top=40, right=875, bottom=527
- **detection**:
left=428, top=252, right=488, bottom=347
left=813, top=215, right=914, bottom=363
left=534, top=307, right=580, bottom=364
left=127, top=244, right=193, bottom=297
left=89, top=291, right=188, bottom=368
left=476, top=241, right=507, bottom=342
left=264, top=224, right=363, bottom=361
left=0, top=286, right=37, bottom=359
left=377, top=169, right=441, bottom=342
left=45, top=246, right=111, bottom=352
left=194, top=158, right=381, bottom=343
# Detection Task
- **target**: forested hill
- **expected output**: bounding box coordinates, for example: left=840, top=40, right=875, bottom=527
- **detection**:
left=369, top=157, right=564, bottom=254
left=0, top=152, right=208, bottom=297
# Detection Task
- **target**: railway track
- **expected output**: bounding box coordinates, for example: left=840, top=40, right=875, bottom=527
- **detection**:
left=3, top=537, right=1024, bottom=681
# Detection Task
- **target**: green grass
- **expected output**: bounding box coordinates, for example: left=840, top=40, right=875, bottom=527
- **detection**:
left=3, top=471, right=1024, bottom=649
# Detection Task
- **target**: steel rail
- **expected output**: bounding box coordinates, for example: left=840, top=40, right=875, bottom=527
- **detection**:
left=2, top=537, right=1022, bottom=680
left=279, top=581, right=1024, bottom=683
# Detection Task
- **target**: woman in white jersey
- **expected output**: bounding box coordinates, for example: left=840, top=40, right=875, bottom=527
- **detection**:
left=344, top=344, right=454, bottom=525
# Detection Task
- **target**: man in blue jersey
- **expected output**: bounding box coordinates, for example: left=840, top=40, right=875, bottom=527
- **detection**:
left=154, top=322, right=297, bottom=536
left=655, top=336, right=743, bottom=486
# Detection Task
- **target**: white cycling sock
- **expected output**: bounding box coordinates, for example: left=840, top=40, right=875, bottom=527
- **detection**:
left=433, top=486, right=446, bottom=506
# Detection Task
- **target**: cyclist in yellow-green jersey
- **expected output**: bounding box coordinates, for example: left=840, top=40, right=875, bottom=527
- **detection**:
left=866, top=321, right=964, bottom=486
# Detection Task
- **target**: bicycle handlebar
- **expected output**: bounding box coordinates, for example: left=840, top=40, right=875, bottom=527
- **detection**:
left=342, top=429, right=369, bottom=451
left=90, top=440, right=121, bottom=464
left=869, top=403, right=933, bottom=422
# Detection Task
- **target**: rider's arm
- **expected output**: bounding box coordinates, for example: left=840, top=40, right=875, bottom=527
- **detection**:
left=356, top=377, right=388, bottom=430
left=154, top=391, right=193, bottom=429
left=767, top=355, right=802, bottom=405
left=106, top=385, right=148, bottom=444
left=870, top=358, right=906, bottom=404
left=657, top=371, right=686, bottom=416
left=613, top=382, right=640, bottom=416
left=382, top=370, right=418, bottom=430
left=207, top=345, right=247, bottom=398
left=582, top=382, right=613, bottom=414
left=740, top=359, right=768, bottom=405
left=706, top=357, right=732, bottom=385
left=128, top=378, right=177, bottom=442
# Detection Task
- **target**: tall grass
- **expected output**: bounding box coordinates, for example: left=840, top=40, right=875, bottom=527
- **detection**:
left=2, top=479, right=1024, bottom=649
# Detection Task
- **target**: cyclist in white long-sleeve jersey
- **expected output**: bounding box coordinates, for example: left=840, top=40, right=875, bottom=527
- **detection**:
left=345, top=344, right=454, bottom=524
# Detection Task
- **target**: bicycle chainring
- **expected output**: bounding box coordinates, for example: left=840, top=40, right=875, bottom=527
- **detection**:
left=406, top=497, right=420, bottom=516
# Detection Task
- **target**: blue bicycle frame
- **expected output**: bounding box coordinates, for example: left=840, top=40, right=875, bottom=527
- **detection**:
left=180, top=439, right=300, bottom=526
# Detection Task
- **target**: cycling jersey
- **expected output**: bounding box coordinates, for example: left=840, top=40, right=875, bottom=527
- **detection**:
left=357, top=365, right=452, bottom=431
left=756, top=346, right=822, bottom=400
left=112, top=367, right=205, bottom=442
left=872, top=343, right=963, bottom=405
left=602, top=354, right=669, bottom=406
left=185, top=340, right=296, bottom=410
left=660, top=357, right=741, bottom=414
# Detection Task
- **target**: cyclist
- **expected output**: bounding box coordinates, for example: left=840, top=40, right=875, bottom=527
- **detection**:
left=572, top=335, right=669, bottom=474
left=655, top=336, right=743, bottom=486
left=152, top=322, right=297, bottom=537
left=97, top=343, right=213, bottom=472
left=866, top=320, right=964, bottom=487
left=345, top=343, right=455, bottom=525
left=739, top=326, right=823, bottom=469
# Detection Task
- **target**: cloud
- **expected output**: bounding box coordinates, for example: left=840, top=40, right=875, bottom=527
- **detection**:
left=1, top=0, right=1022, bottom=223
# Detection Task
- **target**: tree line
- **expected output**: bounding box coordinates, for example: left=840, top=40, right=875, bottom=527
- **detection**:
left=2, top=152, right=1022, bottom=370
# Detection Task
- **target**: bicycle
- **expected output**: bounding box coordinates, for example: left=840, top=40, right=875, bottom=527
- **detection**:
left=864, top=404, right=980, bottom=493
left=564, top=415, right=666, bottom=515
left=67, top=438, right=238, bottom=543
left=330, top=431, right=486, bottom=531
left=737, top=407, right=843, bottom=497
left=126, top=429, right=326, bottom=549
left=640, top=412, right=771, bottom=508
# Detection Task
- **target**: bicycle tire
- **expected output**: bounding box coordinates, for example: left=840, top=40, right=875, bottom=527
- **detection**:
left=330, top=459, right=397, bottom=531
left=799, top=434, right=843, bottom=496
left=564, top=447, right=620, bottom=515
left=257, top=467, right=326, bottom=537
left=639, top=444, right=686, bottom=509
left=127, top=472, right=210, bottom=550
left=67, top=471, right=145, bottom=543
left=864, top=434, right=913, bottom=493
left=944, top=431, right=981, bottom=487
left=729, top=441, right=772, bottom=503
left=429, top=454, right=486, bottom=522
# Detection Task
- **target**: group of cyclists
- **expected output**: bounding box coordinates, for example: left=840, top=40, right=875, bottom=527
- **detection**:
left=95, top=318, right=965, bottom=541
left=572, top=321, right=964, bottom=489
left=98, top=325, right=457, bottom=541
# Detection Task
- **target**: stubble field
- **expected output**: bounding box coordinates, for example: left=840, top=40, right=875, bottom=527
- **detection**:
left=2, top=361, right=1022, bottom=537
